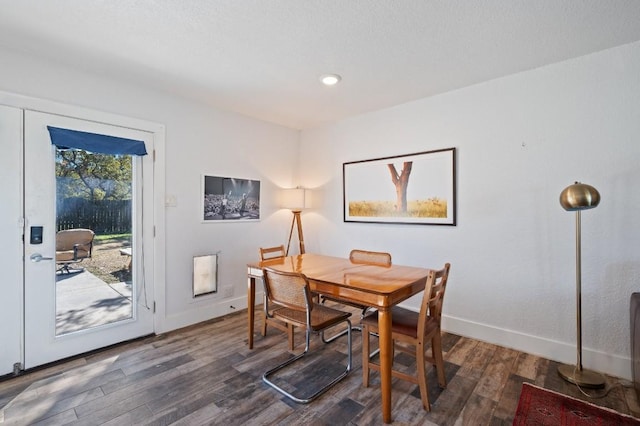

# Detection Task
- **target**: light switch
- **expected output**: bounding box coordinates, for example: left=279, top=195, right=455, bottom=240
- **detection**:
left=165, top=195, right=177, bottom=207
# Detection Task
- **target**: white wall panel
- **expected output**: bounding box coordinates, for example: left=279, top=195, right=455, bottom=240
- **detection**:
left=300, top=41, right=640, bottom=380
left=0, top=104, right=23, bottom=375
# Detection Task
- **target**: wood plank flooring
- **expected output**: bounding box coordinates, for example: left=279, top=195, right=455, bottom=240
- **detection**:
left=1, top=306, right=639, bottom=425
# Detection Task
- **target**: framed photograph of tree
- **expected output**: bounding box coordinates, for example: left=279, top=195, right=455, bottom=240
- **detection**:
left=343, top=148, right=456, bottom=225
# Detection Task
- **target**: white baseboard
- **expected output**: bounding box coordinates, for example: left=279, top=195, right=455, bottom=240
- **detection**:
left=159, top=294, right=249, bottom=334
left=442, top=314, right=632, bottom=381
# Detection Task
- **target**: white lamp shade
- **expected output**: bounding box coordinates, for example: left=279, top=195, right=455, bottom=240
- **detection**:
left=281, top=188, right=309, bottom=210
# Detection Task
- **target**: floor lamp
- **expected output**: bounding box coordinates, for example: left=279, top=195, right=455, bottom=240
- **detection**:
left=281, top=188, right=308, bottom=256
left=558, top=181, right=605, bottom=388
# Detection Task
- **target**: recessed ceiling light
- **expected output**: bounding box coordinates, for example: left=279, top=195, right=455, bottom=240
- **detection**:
left=320, top=74, right=341, bottom=86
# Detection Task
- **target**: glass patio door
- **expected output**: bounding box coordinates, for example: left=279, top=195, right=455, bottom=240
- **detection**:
left=23, top=110, right=155, bottom=369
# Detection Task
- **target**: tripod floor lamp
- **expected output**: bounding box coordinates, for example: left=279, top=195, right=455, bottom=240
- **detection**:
left=558, top=181, right=605, bottom=388
left=281, top=188, right=309, bottom=256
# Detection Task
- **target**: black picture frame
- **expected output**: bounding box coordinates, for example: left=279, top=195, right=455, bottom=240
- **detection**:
left=202, top=175, right=261, bottom=222
left=343, top=147, right=456, bottom=225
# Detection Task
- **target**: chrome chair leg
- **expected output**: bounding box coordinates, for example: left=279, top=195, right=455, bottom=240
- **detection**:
left=263, top=319, right=352, bottom=404
left=321, top=306, right=377, bottom=343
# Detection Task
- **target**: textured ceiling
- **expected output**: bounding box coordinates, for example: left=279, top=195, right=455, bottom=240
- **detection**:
left=1, top=1, right=640, bottom=129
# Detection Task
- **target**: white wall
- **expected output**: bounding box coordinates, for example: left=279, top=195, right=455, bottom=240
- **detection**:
left=299, top=41, right=640, bottom=380
left=0, top=47, right=299, bottom=339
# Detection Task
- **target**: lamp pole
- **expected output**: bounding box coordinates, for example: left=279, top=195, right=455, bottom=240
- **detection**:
left=285, top=210, right=305, bottom=256
left=282, top=188, right=308, bottom=256
left=575, top=209, right=583, bottom=372
left=557, top=182, right=605, bottom=388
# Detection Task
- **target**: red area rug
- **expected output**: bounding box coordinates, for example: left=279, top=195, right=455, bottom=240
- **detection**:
left=513, top=382, right=640, bottom=425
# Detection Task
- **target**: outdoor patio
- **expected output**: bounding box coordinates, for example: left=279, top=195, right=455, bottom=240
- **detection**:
left=56, top=269, right=132, bottom=334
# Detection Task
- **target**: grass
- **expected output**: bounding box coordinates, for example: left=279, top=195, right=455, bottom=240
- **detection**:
left=349, top=198, right=447, bottom=218
left=94, top=233, right=131, bottom=243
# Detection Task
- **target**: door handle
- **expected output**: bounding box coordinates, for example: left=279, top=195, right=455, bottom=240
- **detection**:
left=30, top=253, right=53, bottom=262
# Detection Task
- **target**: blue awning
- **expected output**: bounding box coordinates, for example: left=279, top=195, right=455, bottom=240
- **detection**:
left=47, top=126, right=148, bottom=156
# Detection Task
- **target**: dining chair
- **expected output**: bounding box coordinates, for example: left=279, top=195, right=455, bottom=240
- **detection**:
left=349, top=249, right=392, bottom=266
left=321, top=249, right=392, bottom=342
left=261, top=267, right=353, bottom=403
left=259, top=245, right=295, bottom=350
left=361, top=263, right=451, bottom=411
left=259, top=245, right=286, bottom=261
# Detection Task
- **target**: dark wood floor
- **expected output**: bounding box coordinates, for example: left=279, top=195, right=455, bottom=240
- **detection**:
left=1, top=306, right=638, bottom=425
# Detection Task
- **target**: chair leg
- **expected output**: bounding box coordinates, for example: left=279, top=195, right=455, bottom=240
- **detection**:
left=287, top=324, right=294, bottom=350
left=261, top=293, right=268, bottom=337
left=431, top=332, right=446, bottom=388
left=263, top=298, right=295, bottom=349
left=261, top=312, right=268, bottom=337
left=416, top=341, right=431, bottom=411
left=362, top=324, right=370, bottom=387
left=321, top=305, right=371, bottom=343
left=263, top=320, right=352, bottom=404
left=263, top=315, right=295, bottom=350
left=321, top=324, right=359, bottom=343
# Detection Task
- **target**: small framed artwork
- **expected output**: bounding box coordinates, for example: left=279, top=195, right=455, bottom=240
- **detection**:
left=202, top=174, right=261, bottom=222
left=343, top=147, right=456, bottom=225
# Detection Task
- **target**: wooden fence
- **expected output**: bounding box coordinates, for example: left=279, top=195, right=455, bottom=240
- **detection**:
left=57, top=198, right=131, bottom=234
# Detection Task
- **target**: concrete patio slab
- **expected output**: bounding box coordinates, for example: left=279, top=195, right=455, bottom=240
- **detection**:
left=56, top=269, right=132, bottom=335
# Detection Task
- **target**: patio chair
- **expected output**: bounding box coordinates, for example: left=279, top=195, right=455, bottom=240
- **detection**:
left=55, top=228, right=95, bottom=273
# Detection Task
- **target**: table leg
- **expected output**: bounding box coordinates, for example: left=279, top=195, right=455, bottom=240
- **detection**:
left=378, top=308, right=393, bottom=423
left=247, top=275, right=256, bottom=349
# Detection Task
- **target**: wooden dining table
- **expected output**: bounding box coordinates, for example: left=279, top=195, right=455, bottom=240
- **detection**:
left=247, top=253, right=431, bottom=423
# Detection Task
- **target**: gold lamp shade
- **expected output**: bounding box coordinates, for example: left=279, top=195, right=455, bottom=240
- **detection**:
left=560, top=182, right=601, bottom=211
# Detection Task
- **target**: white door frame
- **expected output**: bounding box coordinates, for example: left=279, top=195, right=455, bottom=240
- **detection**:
left=0, top=90, right=166, bottom=373
left=0, top=104, right=24, bottom=376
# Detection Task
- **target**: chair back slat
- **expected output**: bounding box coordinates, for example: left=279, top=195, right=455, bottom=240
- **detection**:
left=349, top=249, right=392, bottom=267
left=260, top=245, right=286, bottom=261
left=418, top=263, right=451, bottom=336
left=263, top=267, right=313, bottom=313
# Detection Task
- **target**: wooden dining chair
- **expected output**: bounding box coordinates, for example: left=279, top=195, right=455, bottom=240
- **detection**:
left=323, top=250, right=392, bottom=313
left=259, top=245, right=286, bottom=261
left=261, top=267, right=353, bottom=403
left=258, top=245, right=295, bottom=349
left=361, top=263, right=451, bottom=412
left=349, top=249, right=392, bottom=266
left=321, top=249, right=392, bottom=342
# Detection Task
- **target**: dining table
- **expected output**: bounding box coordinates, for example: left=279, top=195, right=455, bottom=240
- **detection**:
left=246, top=253, right=431, bottom=423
